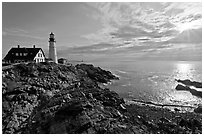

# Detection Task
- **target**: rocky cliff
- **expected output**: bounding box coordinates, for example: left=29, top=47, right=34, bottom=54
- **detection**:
left=2, top=62, right=202, bottom=134
left=2, top=62, right=129, bottom=134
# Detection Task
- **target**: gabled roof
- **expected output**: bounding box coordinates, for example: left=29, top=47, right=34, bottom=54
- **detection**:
left=4, top=47, right=45, bottom=61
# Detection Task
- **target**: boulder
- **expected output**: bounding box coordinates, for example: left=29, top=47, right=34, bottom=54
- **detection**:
left=189, top=89, right=202, bottom=98
left=175, top=84, right=189, bottom=90
left=175, top=84, right=202, bottom=98
left=176, top=79, right=202, bottom=88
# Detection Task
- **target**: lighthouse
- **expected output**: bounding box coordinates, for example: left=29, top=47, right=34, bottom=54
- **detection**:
left=49, top=32, right=58, bottom=63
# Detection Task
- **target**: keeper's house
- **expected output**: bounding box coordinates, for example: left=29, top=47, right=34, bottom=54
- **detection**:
left=3, top=45, right=46, bottom=63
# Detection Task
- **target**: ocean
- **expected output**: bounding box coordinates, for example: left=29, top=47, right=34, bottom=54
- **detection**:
left=87, top=59, right=202, bottom=111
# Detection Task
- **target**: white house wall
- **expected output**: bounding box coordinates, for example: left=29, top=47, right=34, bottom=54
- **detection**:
left=34, top=50, right=45, bottom=63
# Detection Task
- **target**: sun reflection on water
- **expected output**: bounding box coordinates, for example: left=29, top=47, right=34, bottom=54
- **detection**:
left=174, top=62, right=194, bottom=80
left=177, top=63, right=191, bottom=73
left=166, top=62, right=202, bottom=108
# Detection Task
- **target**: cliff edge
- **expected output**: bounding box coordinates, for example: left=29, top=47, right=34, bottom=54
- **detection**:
left=2, top=62, right=202, bottom=134
left=2, top=62, right=128, bottom=134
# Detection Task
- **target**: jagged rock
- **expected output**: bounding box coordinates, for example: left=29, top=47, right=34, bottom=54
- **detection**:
left=175, top=84, right=188, bottom=90
left=178, top=117, right=202, bottom=131
left=189, top=89, right=202, bottom=98
left=2, top=62, right=202, bottom=134
left=132, top=125, right=145, bottom=133
left=176, top=79, right=202, bottom=88
left=148, top=121, right=159, bottom=130
left=194, top=105, right=202, bottom=113
left=174, top=108, right=180, bottom=112
left=158, top=117, right=171, bottom=124
left=175, top=84, right=202, bottom=98
left=63, top=93, right=72, bottom=100
left=119, top=104, right=127, bottom=112
left=76, top=64, right=119, bottom=83
left=83, top=102, right=93, bottom=109
left=56, top=104, right=82, bottom=117
left=75, top=113, right=92, bottom=133
left=58, top=72, right=67, bottom=81
left=87, top=93, right=94, bottom=99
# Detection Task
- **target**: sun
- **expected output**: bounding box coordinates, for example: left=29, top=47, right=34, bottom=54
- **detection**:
left=177, top=24, right=190, bottom=32
left=176, top=20, right=201, bottom=33
left=176, top=22, right=195, bottom=33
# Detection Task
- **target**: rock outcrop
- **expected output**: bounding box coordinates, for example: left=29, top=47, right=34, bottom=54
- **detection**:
left=175, top=84, right=202, bottom=98
left=176, top=79, right=202, bottom=88
left=2, top=62, right=202, bottom=134
left=194, top=105, right=202, bottom=114
left=2, top=62, right=128, bottom=134
left=175, top=79, right=202, bottom=98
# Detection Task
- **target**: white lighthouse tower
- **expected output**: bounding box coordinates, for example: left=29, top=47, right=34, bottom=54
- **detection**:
left=49, top=32, right=58, bottom=63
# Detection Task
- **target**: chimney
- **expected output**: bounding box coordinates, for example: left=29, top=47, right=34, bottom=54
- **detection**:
left=18, top=45, right=20, bottom=48
left=33, top=45, right=35, bottom=48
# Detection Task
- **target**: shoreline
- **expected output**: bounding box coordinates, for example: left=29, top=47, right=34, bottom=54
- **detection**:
left=125, top=99, right=198, bottom=113
left=102, top=68, right=202, bottom=112
left=2, top=62, right=202, bottom=134
left=101, top=82, right=199, bottom=112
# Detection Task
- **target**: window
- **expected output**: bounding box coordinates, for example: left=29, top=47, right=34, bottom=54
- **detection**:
left=20, top=53, right=22, bottom=56
left=16, top=53, right=19, bottom=56
left=24, top=53, right=28, bottom=56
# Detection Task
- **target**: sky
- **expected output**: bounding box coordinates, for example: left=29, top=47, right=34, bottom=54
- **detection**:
left=2, top=2, right=202, bottom=61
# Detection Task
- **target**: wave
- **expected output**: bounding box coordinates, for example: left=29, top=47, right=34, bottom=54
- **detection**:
left=121, top=82, right=131, bottom=87
left=116, top=70, right=127, bottom=74
left=148, top=75, right=159, bottom=80
left=112, top=73, right=120, bottom=78
left=131, top=99, right=196, bottom=108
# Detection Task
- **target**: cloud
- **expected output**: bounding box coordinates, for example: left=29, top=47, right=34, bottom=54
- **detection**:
left=64, top=43, right=119, bottom=54
left=164, top=3, right=202, bottom=31
left=83, top=2, right=201, bottom=47
left=168, top=28, right=202, bottom=43
left=3, top=28, right=45, bottom=40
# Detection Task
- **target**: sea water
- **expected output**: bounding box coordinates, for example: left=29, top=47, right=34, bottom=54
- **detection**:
left=88, top=59, right=202, bottom=109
